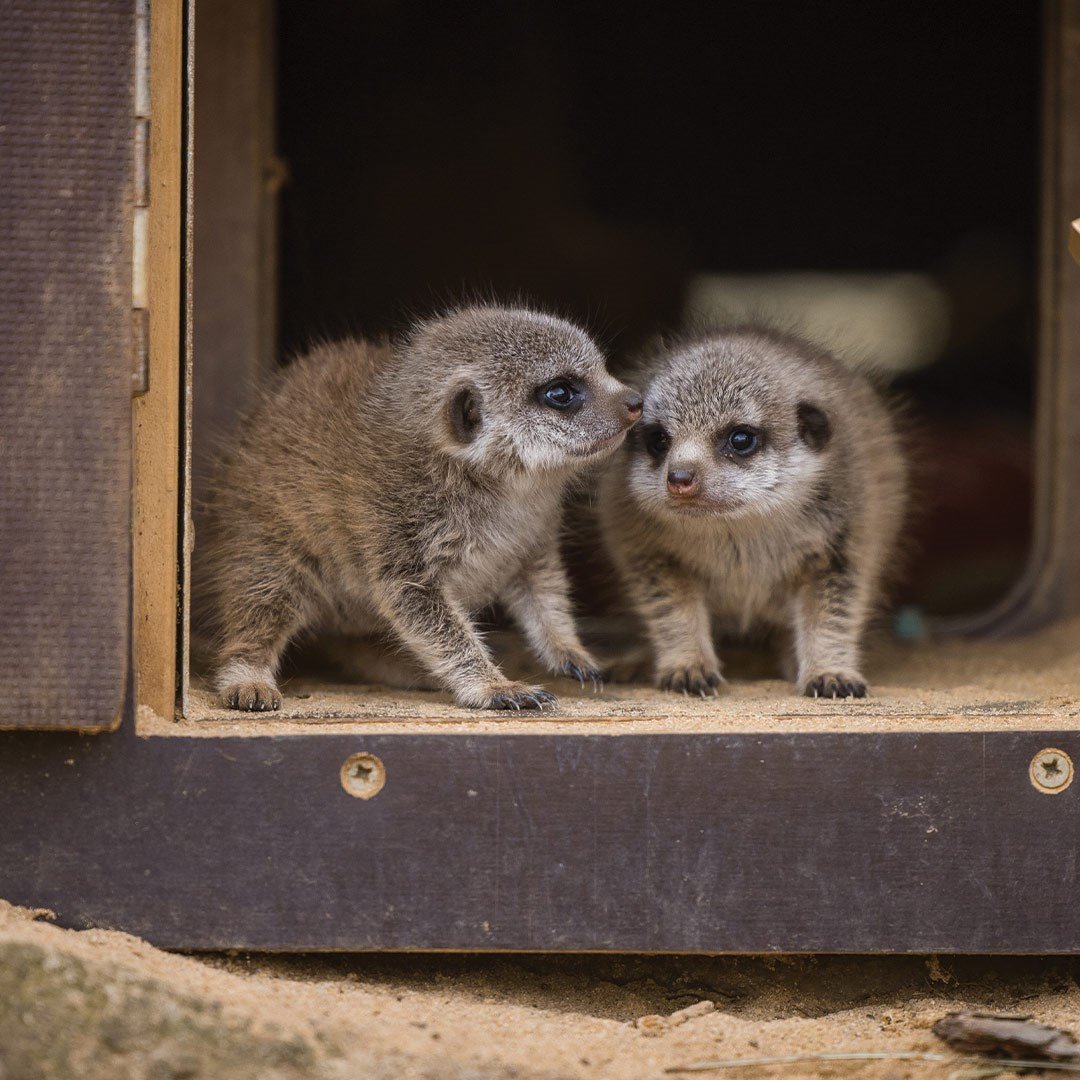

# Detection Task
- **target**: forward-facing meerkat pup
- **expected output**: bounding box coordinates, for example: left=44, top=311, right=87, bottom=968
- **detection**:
left=599, top=326, right=906, bottom=699
left=195, top=305, right=643, bottom=712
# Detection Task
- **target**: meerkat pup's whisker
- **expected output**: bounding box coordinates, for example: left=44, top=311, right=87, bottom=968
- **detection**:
left=599, top=326, right=907, bottom=700
left=194, top=304, right=643, bottom=712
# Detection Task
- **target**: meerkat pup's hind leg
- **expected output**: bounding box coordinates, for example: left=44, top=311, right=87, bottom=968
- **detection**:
left=215, top=620, right=300, bottom=711
left=211, top=565, right=315, bottom=711
left=217, top=656, right=282, bottom=711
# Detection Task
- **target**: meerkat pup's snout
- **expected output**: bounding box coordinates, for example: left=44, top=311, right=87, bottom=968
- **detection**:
left=195, top=304, right=642, bottom=712
left=599, top=326, right=907, bottom=699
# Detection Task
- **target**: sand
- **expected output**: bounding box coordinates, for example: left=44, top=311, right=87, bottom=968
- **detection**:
left=4, top=901, right=1079, bottom=1079
left=77, top=621, right=1080, bottom=1077
left=150, top=617, right=1080, bottom=735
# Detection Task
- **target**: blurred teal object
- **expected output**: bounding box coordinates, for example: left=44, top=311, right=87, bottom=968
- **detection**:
left=894, top=605, right=927, bottom=642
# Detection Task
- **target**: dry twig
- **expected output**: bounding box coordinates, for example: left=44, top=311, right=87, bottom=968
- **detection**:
left=665, top=1050, right=1080, bottom=1073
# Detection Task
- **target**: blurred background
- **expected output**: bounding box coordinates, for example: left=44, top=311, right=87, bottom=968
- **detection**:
left=197, top=0, right=1042, bottom=619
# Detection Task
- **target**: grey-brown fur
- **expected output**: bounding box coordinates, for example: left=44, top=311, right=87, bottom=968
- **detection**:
left=195, top=305, right=642, bottom=711
left=598, top=326, right=907, bottom=698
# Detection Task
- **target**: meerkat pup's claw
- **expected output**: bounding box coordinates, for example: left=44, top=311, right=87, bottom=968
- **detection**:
left=194, top=304, right=642, bottom=713
left=224, top=682, right=282, bottom=712
left=487, top=684, right=557, bottom=711
left=657, top=665, right=724, bottom=697
left=802, top=673, right=868, bottom=700
left=599, top=326, right=906, bottom=701
left=556, top=659, right=605, bottom=690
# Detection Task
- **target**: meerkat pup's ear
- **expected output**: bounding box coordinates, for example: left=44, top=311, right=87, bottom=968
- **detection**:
left=797, top=401, right=831, bottom=451
left=446, top=383, right=483, bottom=446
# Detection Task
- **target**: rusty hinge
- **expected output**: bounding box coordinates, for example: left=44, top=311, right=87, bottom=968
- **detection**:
left=132, top=0, right=150, bottom=396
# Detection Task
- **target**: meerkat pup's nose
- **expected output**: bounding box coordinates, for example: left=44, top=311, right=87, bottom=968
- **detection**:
left=625, top=391, right=644, bottom=421
left=667, top=467, right=698, bottom=496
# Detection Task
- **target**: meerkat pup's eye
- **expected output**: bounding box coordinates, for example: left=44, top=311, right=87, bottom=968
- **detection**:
left=537, top=379, right=583, bottom=411
left=726, top=427, right=760, bottom=456
left=642, top=425, right=671, bottom=460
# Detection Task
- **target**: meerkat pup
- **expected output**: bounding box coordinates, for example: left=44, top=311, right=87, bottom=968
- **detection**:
left=599, top=326, right=907, bottom=699
left=195, top=305, right=643, bottom=712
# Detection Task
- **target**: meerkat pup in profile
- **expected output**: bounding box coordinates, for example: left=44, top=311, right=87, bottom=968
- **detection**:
left=599, top=327, right=906, bottom=699
left=195, top=305, right=643, bottom=712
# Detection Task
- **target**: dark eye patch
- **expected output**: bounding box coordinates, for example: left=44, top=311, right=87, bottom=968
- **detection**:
left=640, top=424, right=671, bottom=461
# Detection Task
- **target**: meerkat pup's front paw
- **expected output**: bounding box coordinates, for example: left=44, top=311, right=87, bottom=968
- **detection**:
left=474, top=681, right=558, bottom=711
left=656, top=661, right=724, bottom=697
left=802, top=672, right=867, bottom=699
left=552, top=651, right=605, bottom=690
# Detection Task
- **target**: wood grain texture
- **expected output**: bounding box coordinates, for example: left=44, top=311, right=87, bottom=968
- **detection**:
left=133, top=0, right=183, bottom=722
left=0, top=0, right=133, bottom=730
left=1, top=710, right=1078, bottom=952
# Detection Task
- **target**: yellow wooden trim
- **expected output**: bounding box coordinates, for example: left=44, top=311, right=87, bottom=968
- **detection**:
left=132, top=0, right=183, bottom=721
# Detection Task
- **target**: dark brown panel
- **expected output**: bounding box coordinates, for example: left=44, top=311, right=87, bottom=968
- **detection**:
left=0, top=720, right=1078, bottom=952
left=967, top=0, right=1080, bottom=633
left=0, top=1, right=133, bottom=728
left=191, top=0, right=276, bottom=504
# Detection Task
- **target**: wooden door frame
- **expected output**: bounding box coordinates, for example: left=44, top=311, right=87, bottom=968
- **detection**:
left=67, top=0, right=1080, bottom=952
left=134, top=0, right=1080, bottom=723
left=132, top=0, right=184, bottom=723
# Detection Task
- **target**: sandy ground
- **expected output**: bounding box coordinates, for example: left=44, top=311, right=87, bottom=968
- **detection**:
left=4, top=901, right=1080, bottom=1079
left=156, top=616, right=1080, bottom=735
left=37, top=622, right=1080, bottom=1076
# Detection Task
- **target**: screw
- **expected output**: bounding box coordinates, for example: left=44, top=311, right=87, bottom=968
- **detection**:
left=340, top=752, right=386, bottom=800
left=1029, top=748, right=1074, bottom=795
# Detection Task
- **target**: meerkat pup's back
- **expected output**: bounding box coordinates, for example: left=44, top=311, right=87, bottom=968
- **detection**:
left=195, top=305, right=643, bottom=711
left=599, top=327, right=906, bottom=698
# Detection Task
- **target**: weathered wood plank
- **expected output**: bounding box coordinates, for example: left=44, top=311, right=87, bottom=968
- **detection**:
left=0, top=717, right=1077, bottom=952
left=0, top=0, right=133, bottom=730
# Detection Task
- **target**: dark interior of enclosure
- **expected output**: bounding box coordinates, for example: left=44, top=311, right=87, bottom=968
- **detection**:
left=269, top=1, right=1042, bottom=620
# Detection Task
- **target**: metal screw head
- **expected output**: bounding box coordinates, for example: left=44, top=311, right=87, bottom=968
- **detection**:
left=1029, top=748, right=1074, bottom=795
left=340, top=752, right=386, bottom=799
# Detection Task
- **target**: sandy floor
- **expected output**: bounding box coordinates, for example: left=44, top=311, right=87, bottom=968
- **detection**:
left=154, top=617, right=1080, bottom=735
left=4, top=902, right=1079, bottom=1079
left=93, top=622, right=1080, bottom=1076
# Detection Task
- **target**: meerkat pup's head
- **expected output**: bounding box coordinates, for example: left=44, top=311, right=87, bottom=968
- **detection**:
left=625, top=329, right=838, bottom=521
left=408, top=306, right=643, bottom=473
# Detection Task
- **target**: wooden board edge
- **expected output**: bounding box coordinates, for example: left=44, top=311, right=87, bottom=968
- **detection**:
left=132, top=0, right=184, bottom=723
left=2, top=724, right=1079, bottom=952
